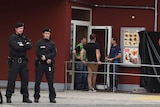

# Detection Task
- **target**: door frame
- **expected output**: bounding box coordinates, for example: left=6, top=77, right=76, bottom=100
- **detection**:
left=70, top=24, right=113, bottom=90
left=88, top=26, right=112, bottom=55
left=88, top=26, right=112, bottom=89
left=70, top=6, right=92, bottom=90
left=70, top=21, right=91, bottom=90
left=70, top=6, right=113, bottom=90
left=71, top=20, right=91, bottom=50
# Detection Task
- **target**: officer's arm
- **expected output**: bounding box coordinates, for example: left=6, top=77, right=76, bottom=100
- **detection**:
left=24, top=37, right=32, bottom=49
left=9, top=36, right=26, bottom=51
left=36, top=42, right=43, bottom=59
left=45, top=44, right=57, bottom=59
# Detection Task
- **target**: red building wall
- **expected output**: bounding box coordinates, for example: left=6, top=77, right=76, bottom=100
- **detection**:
left=0, top=0, right=71, bottom=83
left=0, top=0, right=159, bottom=85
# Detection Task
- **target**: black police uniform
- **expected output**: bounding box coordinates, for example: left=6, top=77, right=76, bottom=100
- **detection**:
left=6, top=33, right=32, bottom=102
left=34, top=38, right=57, bottom=102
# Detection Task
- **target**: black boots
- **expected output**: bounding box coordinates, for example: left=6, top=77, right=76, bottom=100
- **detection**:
left=7, top=97, right=55, bottom=103
left=6, top=96, right=32, bottom=103
left=50, top=98, right=56, bottom=103
left=6, top=97, right=11, bottom=103
left=34, top=98, right=56, bottom=103
left=22, top=97, right=32, bottom=103
left=34, top=99, right=39, bottom=103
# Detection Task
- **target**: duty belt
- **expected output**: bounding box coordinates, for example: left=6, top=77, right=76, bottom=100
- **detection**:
left=9, top=57, right=27, bottom=64
left=17, top=58, right=23, bottom=63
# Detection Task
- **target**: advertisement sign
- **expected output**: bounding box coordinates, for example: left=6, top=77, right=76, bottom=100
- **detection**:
left=120, top=27, right=145, bottom=66
left=123, top=48, right=138, bottom=64
left=124, top=31, right=139, bottom=47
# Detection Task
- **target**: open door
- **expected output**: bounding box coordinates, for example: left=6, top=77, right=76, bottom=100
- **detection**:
left=70, top=25, right=112, bottom=90
left=70, top=22, right=90, bottom=90
left=88, top=26, right=112, bottom=89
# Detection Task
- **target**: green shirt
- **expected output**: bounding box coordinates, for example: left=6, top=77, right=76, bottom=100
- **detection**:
left=75, top=43, right=86, bottom=60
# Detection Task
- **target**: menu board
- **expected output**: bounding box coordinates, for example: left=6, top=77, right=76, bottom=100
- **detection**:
left=120, top=27, right=145, bottom=66
left=124, top=31, right=139, bottom=47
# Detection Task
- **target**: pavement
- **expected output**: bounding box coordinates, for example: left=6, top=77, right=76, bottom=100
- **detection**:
left=0, top=89, right=160, bottom=107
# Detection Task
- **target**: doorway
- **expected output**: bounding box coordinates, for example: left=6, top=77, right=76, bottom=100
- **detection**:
left=88, top=26, right=112, bottom=89
left=70, top=24, right=112, bottom=90
left=70, top=21, right=90, bottom=89
left=70, top=7, right=112, bottom=90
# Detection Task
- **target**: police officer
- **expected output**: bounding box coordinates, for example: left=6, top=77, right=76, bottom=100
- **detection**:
left=34, top=28, right=57, bottom=103
left=6, top=22, right=32, bottom=103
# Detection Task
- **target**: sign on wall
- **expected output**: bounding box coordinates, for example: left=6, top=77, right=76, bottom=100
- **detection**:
left=120, top=27, right=145, bottom=66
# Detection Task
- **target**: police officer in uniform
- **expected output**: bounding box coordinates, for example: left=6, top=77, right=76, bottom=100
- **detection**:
left=6, top=22, right=32, bottom=103
left=34, top=28, right=57, bottom=103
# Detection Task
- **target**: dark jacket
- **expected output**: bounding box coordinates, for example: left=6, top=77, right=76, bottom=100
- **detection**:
left=9, top=33, right=32, bottom=57
left=36, top=39, right=57, bottom=61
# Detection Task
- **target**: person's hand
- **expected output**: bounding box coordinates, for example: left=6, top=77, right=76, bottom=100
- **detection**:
left=41, top=55, right=46, bottom=61
left=81, top=60, right=86, bottom=65
left=97, top=61, right=101, bottom=65
left=105, top=56, right=109, bottom=60
left=46, top=59, right=52, bottom=64
left=105, top=57, right=111, bottom=62
left=109, top=58, right=114, bottom=62
left=76, top=56, right=81, bottom=60
left=25, top=42, right=30, bottom=45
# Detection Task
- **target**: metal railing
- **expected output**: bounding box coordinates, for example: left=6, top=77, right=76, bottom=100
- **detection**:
left=65, top=61, right=160, bottom=93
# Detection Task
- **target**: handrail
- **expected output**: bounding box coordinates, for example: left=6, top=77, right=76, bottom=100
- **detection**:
left=65, top=61, right=160, bottom=68
left=65, top=61, right=160, bottom=93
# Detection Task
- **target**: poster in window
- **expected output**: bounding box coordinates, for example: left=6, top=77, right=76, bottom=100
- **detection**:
left=123, top=48, right=139, bottom=64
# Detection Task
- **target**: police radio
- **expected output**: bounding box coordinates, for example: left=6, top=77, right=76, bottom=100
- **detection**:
left=48, top=67, right=51, bottom=72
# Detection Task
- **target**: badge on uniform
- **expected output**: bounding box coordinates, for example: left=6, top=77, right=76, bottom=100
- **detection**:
left=40, top=46, right=46, bottom=49
left=17, top=42, right=24, bottom=46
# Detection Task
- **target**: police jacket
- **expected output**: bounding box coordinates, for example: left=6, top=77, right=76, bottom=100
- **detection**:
left=9, top=33, right=32, bottom=57
left=36, top=38, right=57, bottom=61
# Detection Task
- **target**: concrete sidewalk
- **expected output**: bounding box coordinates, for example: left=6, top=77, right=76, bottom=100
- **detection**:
left=0, top=89, right=160, bottom=107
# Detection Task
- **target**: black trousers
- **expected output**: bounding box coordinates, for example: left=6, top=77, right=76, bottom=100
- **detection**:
left=34, top=63, right=56, bottom=100
left=6, top=60, right=29, bottom=98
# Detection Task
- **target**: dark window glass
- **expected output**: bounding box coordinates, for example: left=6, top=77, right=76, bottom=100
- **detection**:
left=72, top=9, right=90, bottom=21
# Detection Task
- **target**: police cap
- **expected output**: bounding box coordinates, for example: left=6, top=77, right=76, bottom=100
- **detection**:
left=15, top=22, right=24, bottom=28
left=42, top=28, right=51, bottom=33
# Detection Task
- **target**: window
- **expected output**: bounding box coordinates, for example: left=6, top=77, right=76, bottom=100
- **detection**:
left=72, top=8, right=91, bottom=21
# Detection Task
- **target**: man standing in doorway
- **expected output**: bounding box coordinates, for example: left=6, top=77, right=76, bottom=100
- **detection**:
left=6, top=22, right=32, bottom=103
left=34, top=28, right=57, bottom=103
left=81, top=34, right=101, bottom=92
left=105, top=37, right=122, bottom=91
left=72, top=37, right=88, bottom=90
